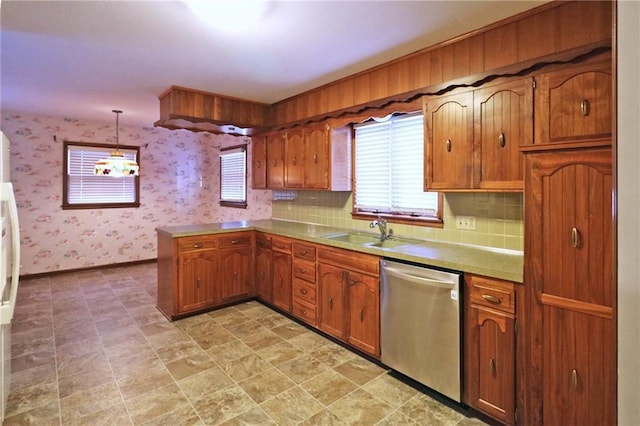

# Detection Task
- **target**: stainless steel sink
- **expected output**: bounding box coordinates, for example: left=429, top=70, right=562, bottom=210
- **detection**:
left=322, top=231, right=420, bottom=248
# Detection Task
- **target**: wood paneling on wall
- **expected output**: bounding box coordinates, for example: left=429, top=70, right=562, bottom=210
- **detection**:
left=271, top=1, right=612, bottom=127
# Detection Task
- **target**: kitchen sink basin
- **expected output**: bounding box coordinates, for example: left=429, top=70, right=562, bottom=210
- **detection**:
left=322, top=231, right=421, bottom=248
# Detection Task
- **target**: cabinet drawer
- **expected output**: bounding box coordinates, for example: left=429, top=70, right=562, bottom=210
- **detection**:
left=271, top=236, right=292, bottom=253
left=292, top=299, right=317, bottom=326
left=293, top=278, right=316, bottom=304
left=318, top=247, right=379, bottom=276
left=218, top=232, right=252, bottom=249
left=256, top=232, right=272, bottom=249
left=467, top=274, right=516, bottom=314
left=293, top=242, right=316, bottom=261
left=178, top=236, right=217, bottom=253
left=293, top=259, right=315, bottom=283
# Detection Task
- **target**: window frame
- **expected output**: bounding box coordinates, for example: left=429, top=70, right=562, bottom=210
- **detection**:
left=62, top=141, right=140, bottom=210
left=219, top=144, right=248, bottom=209
left=351, top=112, right=443, bottom=227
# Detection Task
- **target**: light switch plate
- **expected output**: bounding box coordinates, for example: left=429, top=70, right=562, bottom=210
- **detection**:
left=456, top=215, right=476, bottom=230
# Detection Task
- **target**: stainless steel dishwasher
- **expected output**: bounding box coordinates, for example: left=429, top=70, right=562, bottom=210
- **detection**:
left=380, top=258, right=462, bottom=402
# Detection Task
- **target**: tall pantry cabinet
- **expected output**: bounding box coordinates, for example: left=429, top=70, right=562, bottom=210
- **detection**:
left=521, top=57, right=615, bottom=425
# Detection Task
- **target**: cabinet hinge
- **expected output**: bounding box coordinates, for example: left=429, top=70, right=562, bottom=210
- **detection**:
left=514, top=319, right=519, bottom=335
left=515, top=407, right=519, bottom=425
left=532, top=79, right=537, bottom=89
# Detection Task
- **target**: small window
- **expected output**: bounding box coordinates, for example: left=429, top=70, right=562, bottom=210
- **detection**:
left=353, top=112, right=442, bottom=224
left=220, top=144, right=247, bottom=208
left=63, top=141, right=140, bottom=209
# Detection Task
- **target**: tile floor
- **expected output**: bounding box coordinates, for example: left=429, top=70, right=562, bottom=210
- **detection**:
left=5, top=262, right=488, bottom=425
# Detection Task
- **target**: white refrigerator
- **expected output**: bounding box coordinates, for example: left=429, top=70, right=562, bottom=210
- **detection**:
left=0, top=131, right=20, bottom=422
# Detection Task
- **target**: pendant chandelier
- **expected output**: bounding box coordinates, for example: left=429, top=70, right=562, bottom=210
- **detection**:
left=94, top=109, right=140, bottom=177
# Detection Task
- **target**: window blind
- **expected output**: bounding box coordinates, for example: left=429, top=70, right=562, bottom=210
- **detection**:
left=220, top=146, right=247, bottom=204
left=67, top=145, right=137, bottom=204
left=354, top=113, right=438, bottom=216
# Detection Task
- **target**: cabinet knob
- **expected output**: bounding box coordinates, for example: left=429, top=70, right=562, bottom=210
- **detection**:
left=580, top=99, right=590, bottom=116
left=329, top=296, right=333, bottom=309
left=300, top=250, right=307, bottom=255
left=498, top=132, right=506, bottom=148
left=446, top=139, right=452, bottom=152
left=293, top=156, right=297, bottom=165
left=193, top=243, right=204, bottom=249
left=360, top=309, right=364, bottom=322
left=299, top=268, right=306, bottom=273
left=196, top=277, right=201, bottom=288
left=257, top=160, right=261, bottom=169
left=300, top=288, right=307, bottom=295
left=313, top=154, right=318, bottom=164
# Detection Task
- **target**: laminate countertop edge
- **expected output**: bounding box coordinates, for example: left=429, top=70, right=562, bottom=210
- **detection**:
left=156, top=219, right=523, bottom=283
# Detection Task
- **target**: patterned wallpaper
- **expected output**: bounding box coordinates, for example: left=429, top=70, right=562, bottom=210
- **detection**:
left=1, top=112, right=272, bottom=276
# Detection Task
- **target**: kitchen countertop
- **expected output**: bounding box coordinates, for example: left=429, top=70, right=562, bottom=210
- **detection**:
left=156, top=219, right=523, bottom=283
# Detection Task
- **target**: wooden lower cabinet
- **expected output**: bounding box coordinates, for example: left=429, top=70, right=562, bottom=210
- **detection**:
left=464, top=274, right=517, bottom=425
left=272, top=250, right=292, bottom=312
left=317, top=263, right=347, bottom=339
left=346, top=271, right=379, bottom=356
left=177, top=247, right=218, bottom=314
left=255, top=233, right=272, bottom=303
left=218, top=232, right=254, bottom=302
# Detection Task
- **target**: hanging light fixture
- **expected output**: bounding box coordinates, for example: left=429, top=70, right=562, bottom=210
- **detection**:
left=94, top=109, right=140, bottom=177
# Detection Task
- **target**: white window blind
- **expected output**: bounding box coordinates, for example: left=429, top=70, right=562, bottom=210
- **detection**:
left=220, top=146, right=247, bottom=206
left=354, top=113, right=439, bottom=217
left=66, top=144, right=138, bottom=206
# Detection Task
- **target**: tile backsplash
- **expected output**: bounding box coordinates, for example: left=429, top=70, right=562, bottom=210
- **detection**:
left=272, top=191, right=523, bottom=251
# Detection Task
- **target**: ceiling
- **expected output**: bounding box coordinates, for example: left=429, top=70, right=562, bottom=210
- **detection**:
left=1, top=1, right=547, bottom=128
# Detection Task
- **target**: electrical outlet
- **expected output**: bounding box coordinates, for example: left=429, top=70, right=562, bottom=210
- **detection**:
left=456, top=215, right=476, bottom=230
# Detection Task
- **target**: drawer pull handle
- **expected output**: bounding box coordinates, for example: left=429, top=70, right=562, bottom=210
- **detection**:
left=571, top=227, right=580, bottom=248
left=489, top=358, right=496, bottom=375
left=580, top=99, right=590, bottom=116
left=302, top=310, right=307, bottom=315
left=193, top=243, right=204, bottom=249
left=446, top=139, right=452, bottom=152
left=300, top=250, right=307, bottom=255
left=482, top=294, right=501, bottom=304
left=498, top=132, right=506, bottom=148
left=299, top=268, right=306, bottom=273
left=571, top=369, right=579, bottom=389
left=300, top=288, right=307, bottom=295
left=231, top=239, right=241, bottom=244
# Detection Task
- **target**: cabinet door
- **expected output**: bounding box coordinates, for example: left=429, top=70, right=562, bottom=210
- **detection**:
left=474, top=78, right=532, bottom=190
left=424, top=91, right=474, bottom=190
left=272, top=251, right=292, bottom=312
left=467, top=305, right=515, bottom=424
left=178, top=249, right=218, bottom=313
left=304, top=124, right=330, bottom=189
left=284, top=128, right=305, bottom=188
left=255, top=246, right=272, bottom=303
left=534, top=61, right=612, bottom=144
left=219, top=248, right=252, bottom=301
left=266, top=132, right=285, bottom=188
left=318, top=263, right=346, bottom=339
left=543, top=306, right=615, bottom=425
left=524, top=148, right=614, bottom=425
left=252, top=135, right=267, bottom=189
left=346, top=271, right=379, bottom=356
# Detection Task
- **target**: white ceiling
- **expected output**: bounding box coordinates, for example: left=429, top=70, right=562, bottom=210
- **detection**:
left=1, top=1, right=547, bottom=128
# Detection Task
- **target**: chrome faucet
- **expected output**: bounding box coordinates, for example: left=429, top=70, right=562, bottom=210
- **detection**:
left=370, top=216, right=393, bottom=241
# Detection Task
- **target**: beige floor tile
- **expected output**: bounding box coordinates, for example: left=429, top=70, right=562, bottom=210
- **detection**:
left=5, top=381, right=58, bottom=418
left=276, top=352, right=329, bottom=384
left=9, top=363, right=57, bottom=392
left=238, top=366, right=296, bottom=403
left=398, top=392, right=465, bottom=425
left=207, top=339, right=254, bottom=365
left=269, top=321, right=309, bottom=340
left=220, top=352, right=272, bottom=382
left=2, top=399, right=60, bottom=426
left=376, top=409, right=419, bottom=425
left=362, top=373, right=418, bottom=408
left=117, top=362, right=175, bottom=400
left=333, top=356, right=386, bottom=386
left=259, top=386, right=324, bottom=425
left=58, top=366, right=116, bottom=399
left=164, top=350, right=217, bottom=381
left=191, top=324, right=238, bottom=350
left=59, top=381, right=123, bottom=423
left=154, top=337, right=205, bottom=365
left=256, top=340, right=306, bottom=367
left=329, top=388, right=394, bottom=425
left=109, top=350, right=164, bottom=379
left=224, top=319, right=269, bottom=339
left=94, top=314, right=137, bottom=334
left=11, top=347, right=56, bottom=373
left=220, top=405, right=276, bottom=425
left=124, top=382, right=191, bottom=425
left=66, top=401, right=131, bottom=426
left=55, top=336, right=103, bottom=364
left=288, top=330, right=333, bottom=352
left=138, top=320, right=180, bottom=337
left=309, top=343, right=357, bottom=368
left=240, top=328, right=285, bottom=351
left=300, top=368, right=359, bottom=405
left=207, top=307, right=251, bottom=326
left=177, top=365, right=234, bottom=404
left=193, top=384, right=258, bottom=425
left=299, top=409, right=348, bottom=426
left=56, top=350, right=110, bottom=379
left=141, top=404, right=204, bottom=426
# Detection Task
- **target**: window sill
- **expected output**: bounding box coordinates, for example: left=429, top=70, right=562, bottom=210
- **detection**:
left=220, top=201, right=247, bottom=209
left=352, top=211, right=444, bottom=228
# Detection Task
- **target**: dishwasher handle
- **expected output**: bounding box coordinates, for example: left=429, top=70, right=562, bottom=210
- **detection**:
left=382, top=265, right=456, bottom=289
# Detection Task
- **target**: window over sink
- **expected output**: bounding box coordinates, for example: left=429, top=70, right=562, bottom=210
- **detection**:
left=353, top=112, right=442, bottom=225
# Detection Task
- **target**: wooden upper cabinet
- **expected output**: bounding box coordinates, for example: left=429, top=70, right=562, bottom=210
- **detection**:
left=534, top=59, right=612, bottom=146
left=304, top=124, right=330, bottom=189
left=252, top=135, right=267, bottom=189
left=284, top=128, right=305, bottom=188
left=424, top=91, right=474, bottom=190
left=474, top=78, right=532, bottom=190
left=266, top=131, right=286, bottom=189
